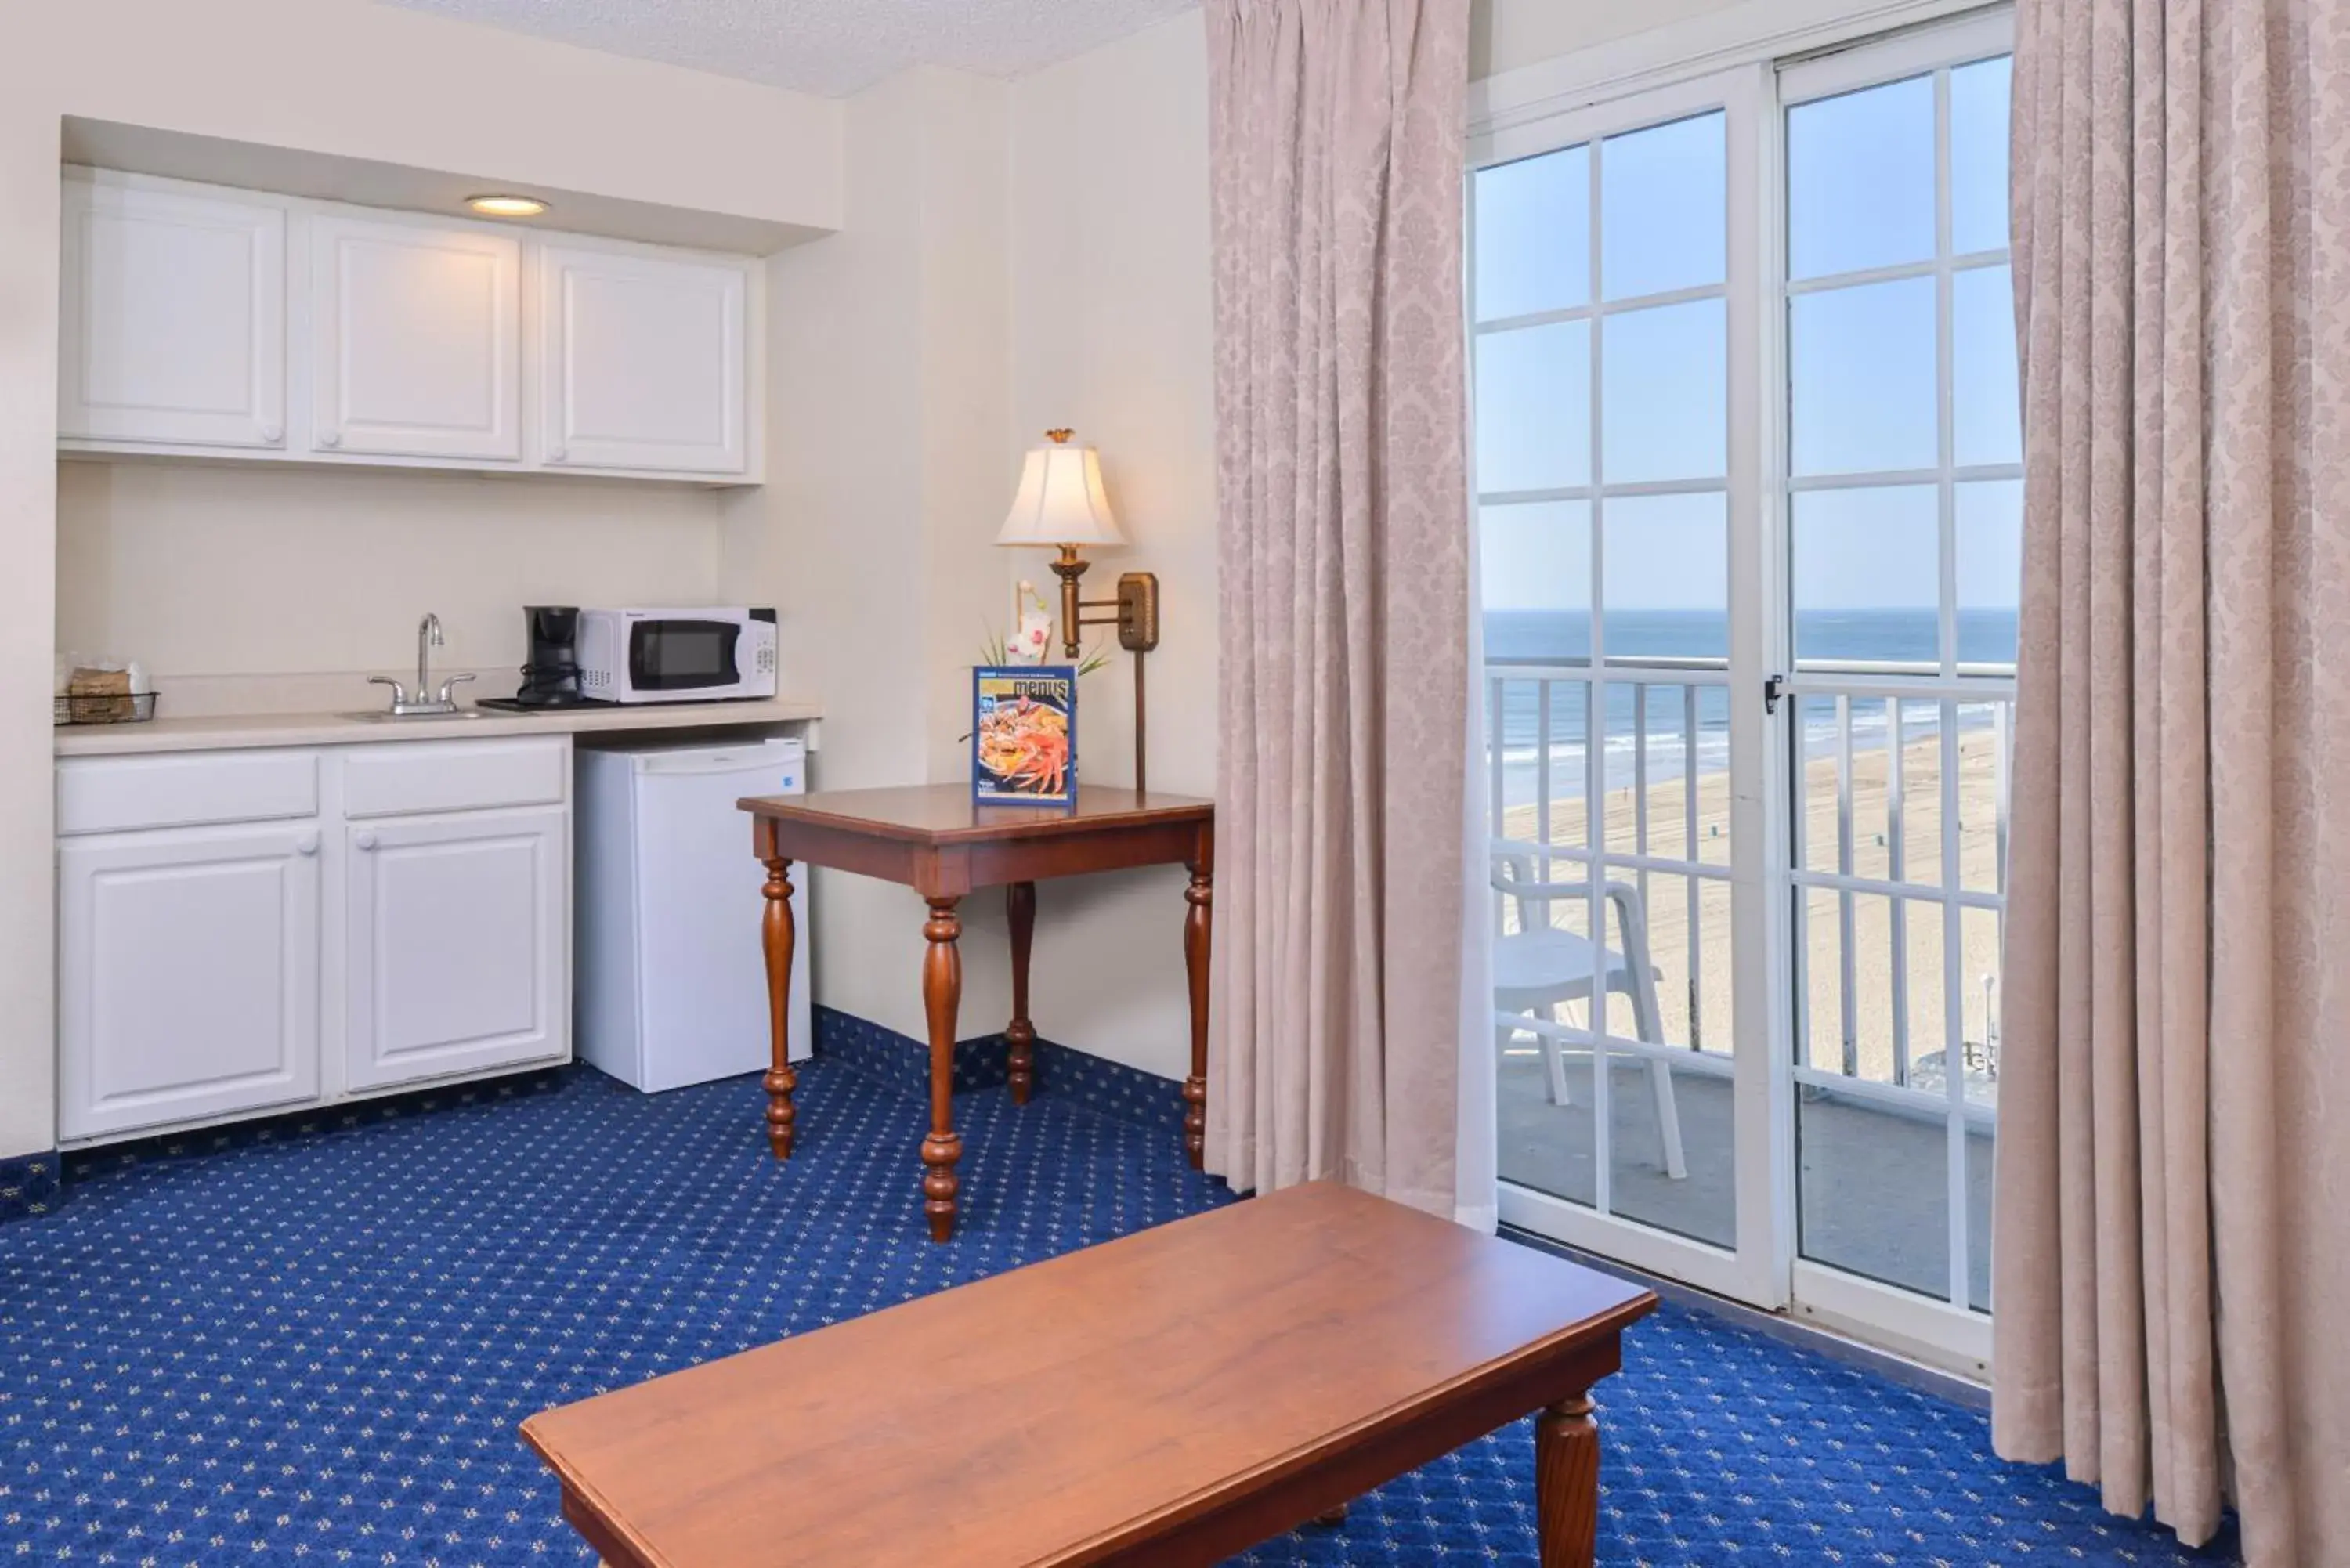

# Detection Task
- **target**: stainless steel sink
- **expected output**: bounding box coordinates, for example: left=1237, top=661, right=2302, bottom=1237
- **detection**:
left=336, top=709, right=493, bottom=723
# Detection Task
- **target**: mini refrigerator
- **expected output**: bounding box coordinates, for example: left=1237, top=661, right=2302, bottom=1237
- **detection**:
left=575, top=735, right=812, bottom=1092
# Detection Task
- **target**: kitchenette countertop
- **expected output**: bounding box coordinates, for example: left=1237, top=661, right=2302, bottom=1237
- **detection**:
left=54, top=695, right=824, bottom=757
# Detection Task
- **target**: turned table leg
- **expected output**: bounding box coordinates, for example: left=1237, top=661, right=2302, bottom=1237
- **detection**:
left=920, top=896, right=965, bottom=1242
left=1005, top=881, right=1037, bottom=1104
left=1182, top=830, right=1213, bottom=1169
left=1535, top=1393, right=1600, bottom=1568
left=761, top=854, right=797, bottom=1160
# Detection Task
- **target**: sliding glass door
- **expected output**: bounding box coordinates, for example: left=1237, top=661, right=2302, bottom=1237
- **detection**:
left=1473, top=9, right=2017, bottom=1369
left=1477, top=66, right=1775, bottom=1307
left=1777, top=25, right=2014, bottom=1363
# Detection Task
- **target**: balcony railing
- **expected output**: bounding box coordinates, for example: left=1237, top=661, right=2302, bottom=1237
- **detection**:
left=1486, top=656, right=2012, bottom=1302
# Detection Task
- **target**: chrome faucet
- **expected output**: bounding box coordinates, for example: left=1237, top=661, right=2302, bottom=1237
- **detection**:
left=416, top=612, right=443, bottom=697
left=368, top=613, right=475, bottom=716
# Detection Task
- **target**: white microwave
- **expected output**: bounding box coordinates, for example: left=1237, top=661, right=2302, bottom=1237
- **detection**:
left=576, top=608, right=779, bottom=703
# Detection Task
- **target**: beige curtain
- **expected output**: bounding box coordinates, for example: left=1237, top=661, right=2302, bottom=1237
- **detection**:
left=1202, top=0, right=1472, bottom=1218
left=1993, top=1, right=2350, bottom=1563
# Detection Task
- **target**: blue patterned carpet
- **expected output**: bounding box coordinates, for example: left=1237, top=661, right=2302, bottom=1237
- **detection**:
left=0, top=1057, right=2232, bottom=1566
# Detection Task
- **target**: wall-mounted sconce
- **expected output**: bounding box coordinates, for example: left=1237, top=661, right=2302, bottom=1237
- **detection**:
left=995, top=428, right=1162, bottom=793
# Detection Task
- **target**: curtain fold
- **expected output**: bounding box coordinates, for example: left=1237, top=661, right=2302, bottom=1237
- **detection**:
left=1203, top=0, right=1473, bottom=1218
left=1993, top=1, right=2350, bottom=1563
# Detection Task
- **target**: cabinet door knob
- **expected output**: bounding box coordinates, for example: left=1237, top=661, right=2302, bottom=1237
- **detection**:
left=548, top=446, right=568, bottom=463
left=295, top=833, right=320, bottom=856
left=355, top=831, right=378, bottom=851
left=260, top=423, right=284, bottom=444
left=319, top=430, right=343, bottom=450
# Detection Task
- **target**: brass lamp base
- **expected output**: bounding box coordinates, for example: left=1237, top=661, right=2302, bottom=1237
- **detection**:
left=1049, top=546, right=1091, bottom=661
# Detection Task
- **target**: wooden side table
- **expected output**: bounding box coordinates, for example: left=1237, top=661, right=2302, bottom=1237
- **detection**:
left=737, top=783, right=1216, bottom=1241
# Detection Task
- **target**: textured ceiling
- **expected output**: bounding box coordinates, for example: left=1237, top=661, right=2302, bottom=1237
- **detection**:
left=373, top=0, right=1202, bottom=97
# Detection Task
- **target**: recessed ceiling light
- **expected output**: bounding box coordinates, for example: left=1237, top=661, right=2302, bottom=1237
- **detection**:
left=466, top=194, right=548, bottom=219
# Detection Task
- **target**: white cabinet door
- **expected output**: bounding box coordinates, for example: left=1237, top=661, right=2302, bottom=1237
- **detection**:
left=311, top=216, right=521, bottom=462
left=59, top=178, right=287, bottom=449
left=345, top=806, right=566, bottom=1091
left=540, top=244, right=747, bottom=475
left=58, top=823, right=322, bottom=1140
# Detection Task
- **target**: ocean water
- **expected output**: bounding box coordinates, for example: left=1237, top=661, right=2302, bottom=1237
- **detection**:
left=1483, top=609, right=2017, bottom=811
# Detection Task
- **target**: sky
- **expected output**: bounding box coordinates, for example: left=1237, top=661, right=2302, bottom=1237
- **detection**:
left=1472, top=56, right=2019, bottom=627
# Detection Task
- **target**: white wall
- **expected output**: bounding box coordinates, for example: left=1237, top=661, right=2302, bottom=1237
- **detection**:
left=0, top=0, right=842, bottom=1160
left=1001, top=13, right=1218, bottom=1081
left=725, top=67, right=1021, bottom=1045
left=56, top=463, right=725, bottom=684
left=1472, top=0, right=1753, bottom=80
left=724, top=23, right=1219, bottom=1083
left=914, top=73, right=1020, bottom=785
left=22, top=0, right=843, bottom=235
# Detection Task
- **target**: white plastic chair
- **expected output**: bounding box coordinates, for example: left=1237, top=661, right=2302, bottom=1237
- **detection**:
left=1491, top=838, right=1687, bottom=1180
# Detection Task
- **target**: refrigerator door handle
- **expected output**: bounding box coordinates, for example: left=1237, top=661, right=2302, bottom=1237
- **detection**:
left=635, top=753, right=800, bottom=779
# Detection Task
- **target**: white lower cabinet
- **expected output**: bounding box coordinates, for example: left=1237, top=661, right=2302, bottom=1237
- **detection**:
left=345, top=807, right=568, bottom=1091
left=58, top=823, right=323, bottom=1141
left=56, top=738, right=571, bottom=1145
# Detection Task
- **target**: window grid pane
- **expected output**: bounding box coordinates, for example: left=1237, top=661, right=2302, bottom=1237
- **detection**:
left=1475, top=117, right=1731, bottom=517
left=1474, top=143, right=1593, bottom=323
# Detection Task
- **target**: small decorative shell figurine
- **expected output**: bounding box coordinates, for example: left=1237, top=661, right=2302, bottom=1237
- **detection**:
left=1010, top=580, right=1054, bottom=665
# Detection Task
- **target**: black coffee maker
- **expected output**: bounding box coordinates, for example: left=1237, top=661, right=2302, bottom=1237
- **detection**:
left=479, top=606, right=592, bottom=711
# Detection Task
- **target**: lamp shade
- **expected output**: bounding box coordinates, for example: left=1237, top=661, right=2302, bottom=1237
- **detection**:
left=996, top=431, right=1123, bottom=549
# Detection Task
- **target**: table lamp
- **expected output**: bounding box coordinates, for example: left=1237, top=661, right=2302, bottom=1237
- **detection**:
left=996, top=428, right=1162, bottom=792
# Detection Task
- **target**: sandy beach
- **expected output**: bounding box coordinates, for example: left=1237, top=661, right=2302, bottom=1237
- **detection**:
left=1497, top=726, right=2005, bottom=1095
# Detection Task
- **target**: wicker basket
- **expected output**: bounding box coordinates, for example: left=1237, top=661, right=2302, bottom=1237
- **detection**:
left=54, top=690, right=159, bottom=726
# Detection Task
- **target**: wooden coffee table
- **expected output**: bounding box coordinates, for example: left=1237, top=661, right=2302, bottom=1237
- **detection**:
left=520, top=1182, right=1657, bottom=1568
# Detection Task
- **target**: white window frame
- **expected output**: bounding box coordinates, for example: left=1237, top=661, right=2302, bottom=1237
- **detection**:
left=1480, top=63, right=1777, bottom=1315
left=1776, top=5, right=2016, bottom=1377
left=1471, top=2, right=2016, bottom=1378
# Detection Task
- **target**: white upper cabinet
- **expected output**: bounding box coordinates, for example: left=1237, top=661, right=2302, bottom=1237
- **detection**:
left=58, top=177, right=287, bottom=450
left=310, top=215, right=522, bottom=462
left=541, top=245, right=749, bottom=475
left=58, top=171, right=761, bottom=482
